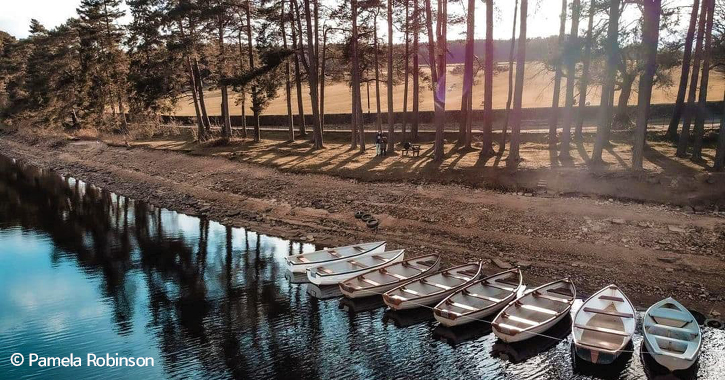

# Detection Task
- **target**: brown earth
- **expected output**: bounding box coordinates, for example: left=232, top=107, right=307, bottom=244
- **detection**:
left=0, top=135, right=724, bottom=317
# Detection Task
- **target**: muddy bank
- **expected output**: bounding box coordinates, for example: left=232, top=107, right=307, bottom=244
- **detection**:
left=1, top=136, right=724, bottom=316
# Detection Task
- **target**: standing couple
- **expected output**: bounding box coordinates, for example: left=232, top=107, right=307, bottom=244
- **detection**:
left=375, top=132, right=388, bottom=157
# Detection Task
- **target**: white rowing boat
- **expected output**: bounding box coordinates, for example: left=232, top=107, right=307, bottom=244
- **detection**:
left=285, top=241, right=386, bottom=273
left=492, top=279, right=576, bottom=343
left=642, top=297, right=701, bottom=371
left=306, top=249, right=405, bottom=286
left=339, top=254, right=441, bottom=298
left=382, top=262, right=483, bottom=311
left=433, top=268, right=523, bottom=327
left=572, top=284, right=636, bottom=364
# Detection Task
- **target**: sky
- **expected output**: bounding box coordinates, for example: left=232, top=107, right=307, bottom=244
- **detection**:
left=1, top=0, right=691, bottom=41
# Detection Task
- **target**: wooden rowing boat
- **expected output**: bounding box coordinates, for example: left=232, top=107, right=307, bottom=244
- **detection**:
left=339, top=254, right=441, bottom=298
left=382, top=262, right=483, bottom=311
left=285, top=241, right=386, bottom=273
left=642, top=297, right=701, bottom=371
left=306, top=249, right=405, bottom=286
left=572, top=284, right=636, bottom=364
left=433, top=268, right=524, bottom=327
left=492, top=279, right=576, bottom=343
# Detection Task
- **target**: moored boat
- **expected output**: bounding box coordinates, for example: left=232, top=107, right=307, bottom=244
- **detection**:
left=642, top=297, right=701, bottom=371
left=285, top=241, right=385, bottom=273
left=382, top=262, right=483, bottom=311
left=433, top=268, right=523, bottom=327
left=306, top=249, right=405, bottom=286
left=339, top=254, right=441, bottom=298
left=572, top=284, right=636, bottom=364
left=492, top=279, right=576, bottom=343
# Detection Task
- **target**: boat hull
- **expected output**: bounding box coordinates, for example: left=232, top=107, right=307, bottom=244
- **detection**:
left=287, top=243, right=386, bottom=273
left=494, top=305, right=570, bottom=343
left=307, top=253, right=405, bottom=286
left=643, top=337, right=699, bottom=371
left=434, top=302, right=507, bottom=327
left=340, top=257, right=442, bottom=299
left=574, top=344, right=624, bottom=365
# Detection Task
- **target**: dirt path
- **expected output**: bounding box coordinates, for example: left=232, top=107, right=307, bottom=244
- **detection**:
left=1, top=137, right=724, bottom=316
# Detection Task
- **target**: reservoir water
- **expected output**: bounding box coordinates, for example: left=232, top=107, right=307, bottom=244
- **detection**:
left=0, top=154, right=723, bottom=379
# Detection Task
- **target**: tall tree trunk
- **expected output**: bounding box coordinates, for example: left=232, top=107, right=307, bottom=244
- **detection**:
left=291, top=0, right=306, bottom=137
left=690, top=0, right=714, bottom=161
left=714, top=89, right=725, bottom=171
left=187, top=57, right=206, bottom=141
left=193, top=58, right=212, bottom=134
left=320, top=30, right=327, bottom=131
left=560, top=0, right=581, bottom=158
left=352, top=0, right=365, bottom=151
left=387, top=0, right=395, bottom=152
left=592, top=0, right=620, bottom=163
left=575, top=0, right=595, bottom=140
left=282, top=0, right=294, bottom=141
left=424, top=0, right=437, bottom=84
left=460, top=0, right=475, bottom=144
left=631, top=0, right=661, bottom=170
left=374, top=11, right=383, bottom=133
left=218, top=16, right=231, bottom=139
left=402, top=0, right=410, bottom=142
left=548, top=0, right=568, bottom=146
left=481, top=0, right=494, bottom=154
left=246, top=0, right=260, bottom=142
left=433, top=0, right=447, bottom=161
left=666, top=0, right=700, bottom=140
left=499, top=0, right=519, bottom=154
left=303, top=0, right=324, bottom=149
left=507, top=0, right=527, bottom=165
left=677, top=0, right=708, bottom=157
left=412, top=0, right=420, bottom=141
left=235, top=31, right=248, bottom=138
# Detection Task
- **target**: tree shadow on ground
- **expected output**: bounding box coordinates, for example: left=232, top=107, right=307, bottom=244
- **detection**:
left=642, top=144, right=705, bottom=175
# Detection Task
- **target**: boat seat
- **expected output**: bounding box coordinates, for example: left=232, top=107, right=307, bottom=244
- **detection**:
left=533, top=291, right=570, bottom=304
left=401, top=262, right=426, bottom=272
left=649, top=308, right=692, bottom=323
left=647, top=324, right=698, bottom=337
left=361, top=278, right=381, bottom=286
left=371, top=255, right=387, bottom=261
left=420, top=278, right=452, bottom=290
left=494, top=322, right=524, bottom=332
left=548, top=287, right=574, bottom=297
left=485, top=282, right=515, bottom=292
left=574, top=323, right=630, bottom=337
left=583, top=307, right=634, bottom=318
left=297, top=257, right=310, bottom=263
left=317, top=267, right=334, bottom=274
left=441, top=271, right=471, bottom=282
left=401, top=287, right=422, bottom=296
left=462, top=289, right=500, bottom=303
left=349, top=260, right=367, bottom=268
left=516, top=303, right=557, bottom=315
left=379, top=269, right=408, bottom=281
left=599, top=295, right=625, bottom=302
left=576, top=340, right=622, bottom=352
left=352, top=246, right=366, bottom=252
left=445, top=300, right=478, bottom=312
left=502, top=313, right=539, bottom=326
left=653, top=335, right=694, bottom=345
left=329, top=251, right=342, bottom=258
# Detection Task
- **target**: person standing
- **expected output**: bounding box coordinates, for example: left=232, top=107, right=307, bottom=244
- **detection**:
left=375, top=132, right=383, bottom=156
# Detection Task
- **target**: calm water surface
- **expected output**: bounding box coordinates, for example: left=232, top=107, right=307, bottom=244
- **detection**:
left=0, top=154, right=723, bottom=380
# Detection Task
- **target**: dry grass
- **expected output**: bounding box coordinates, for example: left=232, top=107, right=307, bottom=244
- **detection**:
left=173, top=63, right=725, bottom=116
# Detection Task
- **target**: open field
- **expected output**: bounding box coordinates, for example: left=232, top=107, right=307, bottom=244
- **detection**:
left=174, top=63, right=725, bottom=117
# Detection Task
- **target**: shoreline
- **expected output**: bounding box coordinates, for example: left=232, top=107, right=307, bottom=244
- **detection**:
left=1, top=135, right=723, bottom=316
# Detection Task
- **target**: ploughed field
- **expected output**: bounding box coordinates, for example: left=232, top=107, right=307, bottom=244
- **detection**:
left=173, top=63, right=725, bottom=117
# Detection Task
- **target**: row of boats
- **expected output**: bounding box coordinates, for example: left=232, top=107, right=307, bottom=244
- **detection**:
left=286, top=242, right=703, bottom=372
